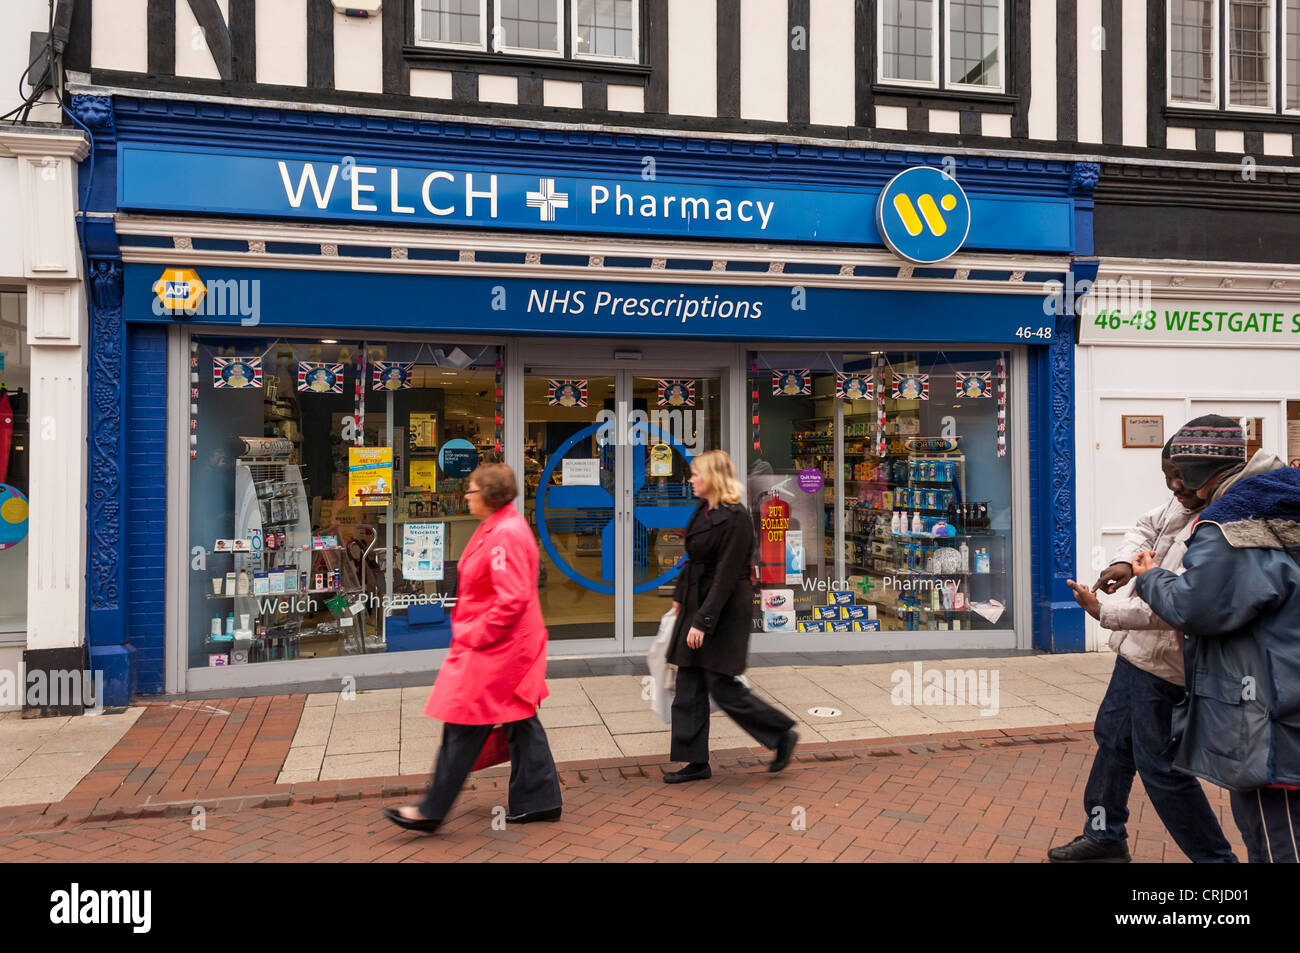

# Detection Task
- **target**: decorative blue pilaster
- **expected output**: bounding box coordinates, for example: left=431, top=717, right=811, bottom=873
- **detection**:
left=86, top=257, right=135, bottom=705
left=1030, top=163, right=1100, bottom=653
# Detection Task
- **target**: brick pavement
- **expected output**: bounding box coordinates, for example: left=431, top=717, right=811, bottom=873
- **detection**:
left=0, top=732, right=1247, bottom=863
left=44, top=696, right=305, bottom=820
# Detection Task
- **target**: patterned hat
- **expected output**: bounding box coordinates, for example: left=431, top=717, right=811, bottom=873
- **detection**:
left=1169, top=415, right=1247, bottom=491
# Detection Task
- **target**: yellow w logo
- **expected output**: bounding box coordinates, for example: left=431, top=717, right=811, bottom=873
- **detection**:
left=892, top=191, right=959, bottom=237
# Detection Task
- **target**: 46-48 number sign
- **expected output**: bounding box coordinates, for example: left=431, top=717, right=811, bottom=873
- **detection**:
left=1094, top=309, right=1157, bottom=331
left=1014, top=326, right=1053, bottom=339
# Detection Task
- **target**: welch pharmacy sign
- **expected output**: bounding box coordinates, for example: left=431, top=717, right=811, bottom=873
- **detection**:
left=116, top=145, right=1072, bottom=252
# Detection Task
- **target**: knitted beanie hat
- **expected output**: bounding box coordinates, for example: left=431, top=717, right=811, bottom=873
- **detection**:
left=1169, top=415, right=1247, bottom=491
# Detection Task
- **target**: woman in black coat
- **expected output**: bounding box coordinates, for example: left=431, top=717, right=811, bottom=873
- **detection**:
left=664, top=450, right=798, bottom=783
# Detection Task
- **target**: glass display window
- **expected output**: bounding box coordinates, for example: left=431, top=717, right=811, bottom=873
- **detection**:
left=0, top=292, right=29, bottom=635
left=187, top=334, right=501, bottom=668
left=748, top=349, right=1013, bottom=636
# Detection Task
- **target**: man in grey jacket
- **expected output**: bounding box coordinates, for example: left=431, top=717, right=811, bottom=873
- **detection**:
left=1135, top=415, right=1299, bottom=863
left=1048, top=440, right=1237, bottom=862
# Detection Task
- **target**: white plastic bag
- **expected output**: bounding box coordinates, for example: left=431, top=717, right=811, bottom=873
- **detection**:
left=647, top=609, right=752, bottom=723
left=647, top=609, right=677, bottom=723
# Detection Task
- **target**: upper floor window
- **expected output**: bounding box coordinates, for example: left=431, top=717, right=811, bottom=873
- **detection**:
left=1169, top=0, right=1300, bottom=112
left=878, top=0, right=1005, bottom=93
left=415, top=0, right=639, bottom=62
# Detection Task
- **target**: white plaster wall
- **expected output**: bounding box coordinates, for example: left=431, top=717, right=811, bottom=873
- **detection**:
left=1027, top=0, right=1057, bottom=140
left=668, top=0, right=716, bottom=117
left=740, top=0, right=787, bottom=123
left=175, top=0, right=229, bottom=80
left=334, top=8, right=384, bottom=93
left=257, top=0, right=308, bottom=87
left=1120, top=0, right=1147, bottom=147
left=1076, top=0, right=1103, bottom=143
left=0, top=158, right=22, bottom=280
left=809, top=0, right=855, bottom=127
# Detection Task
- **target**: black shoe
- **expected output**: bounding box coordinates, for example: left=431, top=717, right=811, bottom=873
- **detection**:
left=1047, top=835, right=1131, bottom=863
left=383, top=806, right=442, bottom=833
left=505, top=806, right=562, bottom=824
left=663, top=762, right=712, bottom=784
left=770, top=730, right=799, bottom=773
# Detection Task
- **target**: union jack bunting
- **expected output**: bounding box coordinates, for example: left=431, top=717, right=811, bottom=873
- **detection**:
left=212, top=356, right=262, bottom=389
left=297, top=362, right=344, bottom=394
left=354, top=351, right=366, bottom=446
left=954, top=371, right=993, bottom=398
left=996, top=355, right=1008, bottom=457
left=547, top=379, right=588, bottom=407
left=876, top=360, right=888, bottom=458
left=772, top=370, right=812, bottom=396
left=891, top=373, right=929, bottom=400
left=657, top=379, right=696, bottom=407
left=371, top=361, right=413, bottom=391
left=835, top=373, right=874, bottom=400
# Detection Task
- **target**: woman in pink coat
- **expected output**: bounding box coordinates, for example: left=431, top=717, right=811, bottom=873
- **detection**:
left=385, top=463, right=562, bottom=832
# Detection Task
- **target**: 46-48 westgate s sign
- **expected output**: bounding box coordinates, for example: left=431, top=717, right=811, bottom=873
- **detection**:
left=116, top=144, right=1073, bottom=254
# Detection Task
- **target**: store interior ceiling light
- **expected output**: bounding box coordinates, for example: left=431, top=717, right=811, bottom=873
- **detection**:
left=320, top=339, right=338, bottom=344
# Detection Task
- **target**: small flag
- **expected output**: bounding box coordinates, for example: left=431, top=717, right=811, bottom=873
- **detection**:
left=212, top=356, right=262, bottom=389
left=297, top=362, right=344, bottom=394
left=954, top=371, right=992, bottom=398
left=835, top=373, right=873, bottom=400
left=772, top=370, right=811, bottom=396
left=547, top=379, right=587, bottom=407
left=891, top=373, right=929, bottom=400
left=372, top=361, right=413, bottom=391
left=657, top=379, right=696, bottom=407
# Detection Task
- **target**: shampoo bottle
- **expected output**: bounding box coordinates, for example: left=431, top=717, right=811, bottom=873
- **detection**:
left=911, top=511, right=923, bottom=535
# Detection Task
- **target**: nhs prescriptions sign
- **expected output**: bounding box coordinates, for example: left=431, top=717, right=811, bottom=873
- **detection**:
left=116, top=144, right=1073, bottom=254
left=875, top=167, right=971, bottom=264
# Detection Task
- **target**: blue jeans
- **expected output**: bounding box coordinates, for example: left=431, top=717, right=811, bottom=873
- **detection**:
left=1083, top=656, right=1237, bottom=862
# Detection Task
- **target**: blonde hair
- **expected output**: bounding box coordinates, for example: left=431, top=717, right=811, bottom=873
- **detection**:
left=691, top=450, right=745, bottom=506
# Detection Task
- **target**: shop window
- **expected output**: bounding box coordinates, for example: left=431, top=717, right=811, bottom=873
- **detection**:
left=188, top=335, right=501, bottom=669
left=0, top=292, right=29, bottom=636
left=748, top=350, right=1013, bottom=636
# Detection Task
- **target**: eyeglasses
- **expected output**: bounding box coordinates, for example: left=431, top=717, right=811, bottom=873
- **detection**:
left=465, top=489, right=481, bottom=495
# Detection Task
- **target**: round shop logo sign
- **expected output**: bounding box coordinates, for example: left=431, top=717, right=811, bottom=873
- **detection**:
left=876, top=167, right=971, bottom=265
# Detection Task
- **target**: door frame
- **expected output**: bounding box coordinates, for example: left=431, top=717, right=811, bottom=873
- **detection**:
left=520, top=351, right=734, bottom=654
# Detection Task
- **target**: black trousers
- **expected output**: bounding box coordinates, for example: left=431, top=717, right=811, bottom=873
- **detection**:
left=670, top=666, right=796, bottom=764
left=1229, top=787, right=1300, bottom=863
left=417, top=714, right=562, bottom=822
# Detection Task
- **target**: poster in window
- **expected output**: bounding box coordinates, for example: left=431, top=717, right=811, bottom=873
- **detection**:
left=410, top=413, right=437, bottom=449
left=410, top=459, right=438, bottom=491
left=402, top=522, right=445, bottom=581
left=348, top=446, right=393, bottom=506
left=649, top=443, right=673, bottom=476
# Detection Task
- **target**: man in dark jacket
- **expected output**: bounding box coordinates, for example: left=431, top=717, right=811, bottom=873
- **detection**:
left=1134, top=415, right=1300, bottom=863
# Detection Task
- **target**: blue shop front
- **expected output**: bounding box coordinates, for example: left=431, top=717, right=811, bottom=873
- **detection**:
left=74, top=93, right=1099, bottom=699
